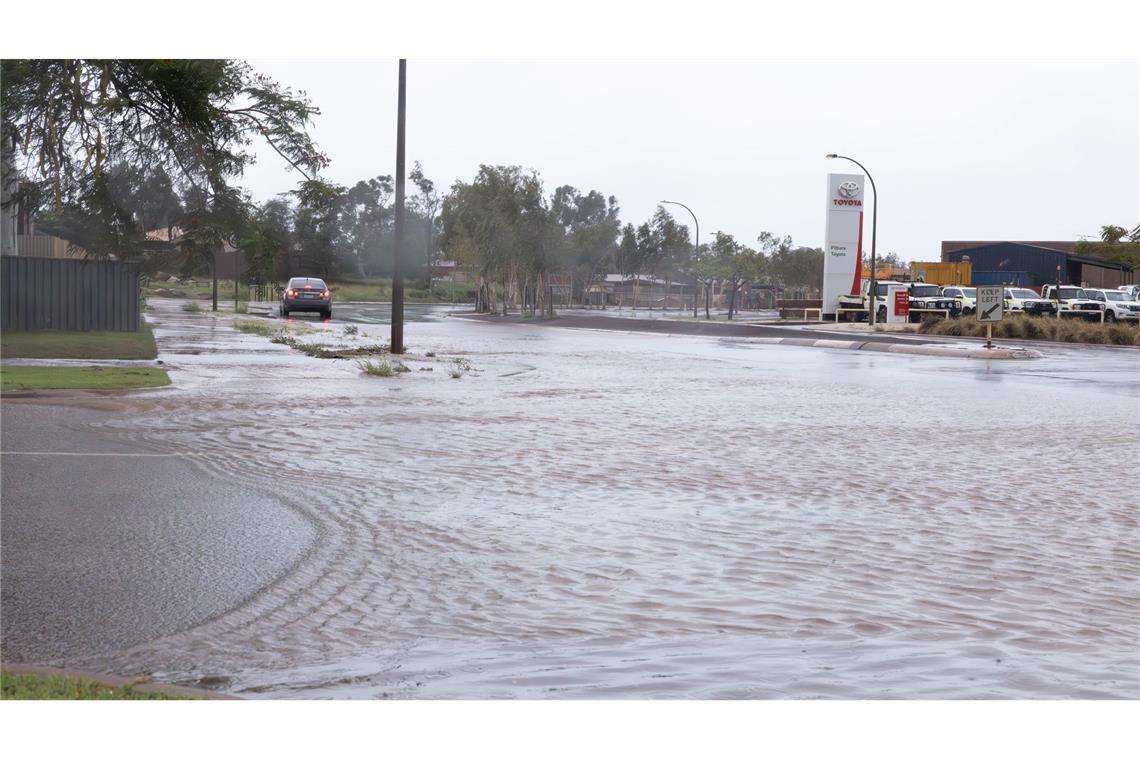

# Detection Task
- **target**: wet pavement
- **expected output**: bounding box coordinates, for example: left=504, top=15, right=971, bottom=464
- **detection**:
left=1, top=403, right=316, bottom=663
left=1, top=298, right=1137, bottom=698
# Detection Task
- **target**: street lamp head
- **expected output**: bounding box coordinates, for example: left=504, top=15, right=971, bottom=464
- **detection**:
left=825, top=154, right=837, bottom=160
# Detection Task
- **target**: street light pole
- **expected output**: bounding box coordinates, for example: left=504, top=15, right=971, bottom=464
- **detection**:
left=826, top=154, right=878, bottom=325
left=661, top=200, right=699, bottom=318
left=392, top=59, right=407, bottom=354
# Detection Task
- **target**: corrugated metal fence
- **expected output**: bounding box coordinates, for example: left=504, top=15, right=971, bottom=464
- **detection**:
left=1, top=256, right=141, bottom=331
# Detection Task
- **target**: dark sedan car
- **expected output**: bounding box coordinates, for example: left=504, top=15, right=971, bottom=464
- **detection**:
left=281, top=277, right=332, bottom=319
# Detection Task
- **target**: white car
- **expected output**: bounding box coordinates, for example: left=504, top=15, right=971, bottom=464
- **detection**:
left=941, top=286, right=976, bottom=315
left=1003, top=288, right=1058, bottom=317
left=1116, top=285, right=1140, bottom=300
left=1083, top=288, right=1140, bottom=323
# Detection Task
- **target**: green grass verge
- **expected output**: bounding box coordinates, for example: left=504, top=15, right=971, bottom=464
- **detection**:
left=1, top=671, right=195, bottom=700
left=0, top=322, right=159, bottom=360
left=0, top=365, right=171, bottom=392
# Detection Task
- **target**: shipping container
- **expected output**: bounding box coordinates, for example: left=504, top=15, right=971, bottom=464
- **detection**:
left=910, top=261, right=972, bottom=285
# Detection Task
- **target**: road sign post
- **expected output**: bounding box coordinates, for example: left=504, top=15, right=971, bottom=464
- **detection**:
left=976, top=286, right=1004, bottom=349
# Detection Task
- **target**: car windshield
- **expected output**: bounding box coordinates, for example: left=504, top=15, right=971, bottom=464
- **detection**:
left=1104, top=292, right=1127, bottom=301
left=1058, top=288, right=1085, bottom=299
left=1009, top=289, right=1038, bottom=299
left=960, top=288, right=976, bottom=298
left=911, top=286, right=940, bottom=297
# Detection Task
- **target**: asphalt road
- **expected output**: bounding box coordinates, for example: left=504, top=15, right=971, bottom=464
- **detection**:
left=0, top=402, right=316, bottom=664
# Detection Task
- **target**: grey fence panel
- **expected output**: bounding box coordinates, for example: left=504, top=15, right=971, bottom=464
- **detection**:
left=0, top=256, right=140, bottom=332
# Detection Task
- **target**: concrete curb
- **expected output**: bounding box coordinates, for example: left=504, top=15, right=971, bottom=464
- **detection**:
left=1, top=663, right=240, bottom=700
left=763, top=337, right=1043, bottom=359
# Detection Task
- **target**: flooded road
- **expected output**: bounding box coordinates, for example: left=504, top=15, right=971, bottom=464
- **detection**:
left=5, top=299, right=1138, bottom=698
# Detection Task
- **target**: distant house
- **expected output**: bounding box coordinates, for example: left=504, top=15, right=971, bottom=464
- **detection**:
left=592, top=274, right=696, bottom=308
left=431, top=259, right=475, bottom=283
left=144, top=226, right=247, bottom=280
left=2, top=201, right=87, bottom=260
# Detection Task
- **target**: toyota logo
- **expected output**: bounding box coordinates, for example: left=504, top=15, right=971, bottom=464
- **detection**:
left=837, top=181, right=860, bottom=199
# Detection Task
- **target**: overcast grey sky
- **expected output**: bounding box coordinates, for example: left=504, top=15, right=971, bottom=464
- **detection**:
left=241, top=61, right=1138, bottom=259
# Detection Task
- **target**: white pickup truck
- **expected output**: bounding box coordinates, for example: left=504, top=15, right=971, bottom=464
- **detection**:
left=940, top=286, right=976, bottom=315
left=836, top=280, right=958, bottom=322
left=836, top=279, right=902, bottom=322
left=1039, top=285, right=1105, bottom=320
left=1003, top=287, right=1058, bottom=317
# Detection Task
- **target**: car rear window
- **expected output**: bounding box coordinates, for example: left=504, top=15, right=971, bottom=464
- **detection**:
left=289, top=278, right=327, bottom=289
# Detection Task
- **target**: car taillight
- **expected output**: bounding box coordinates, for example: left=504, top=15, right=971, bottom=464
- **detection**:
left=321, top=290, right=329, bottom=297
left=287, top=289, right=296, bottom=297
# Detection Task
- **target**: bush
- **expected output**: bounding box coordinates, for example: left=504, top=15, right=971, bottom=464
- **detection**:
left=357, top=359, right=408, bottom=377
left=919, top=313, right=1140, bottom=345
left=1108, top=325, right=1137, bottom=345
left=181, top=301, right=201, bottom=313
left=232, top=319, right=282, bottom=337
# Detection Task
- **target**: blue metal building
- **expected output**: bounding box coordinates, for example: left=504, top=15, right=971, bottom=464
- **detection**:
left=944, top=242, right=1133, bottom=289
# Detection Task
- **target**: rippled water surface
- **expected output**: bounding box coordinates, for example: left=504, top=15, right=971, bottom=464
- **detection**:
left=45, top=302, right=1140, bottom=697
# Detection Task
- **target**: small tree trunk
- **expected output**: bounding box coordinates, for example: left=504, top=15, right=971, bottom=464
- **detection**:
left=211, top=250, right=219, bottom=312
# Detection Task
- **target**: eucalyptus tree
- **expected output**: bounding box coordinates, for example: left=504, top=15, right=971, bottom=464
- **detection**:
left=409, top=161, right=440, bottom=288
left=239, top=198, right=293, bottom=289
left=291, top=179, right=347, bottom=279
left=760, top=232, right=823, bottom=298
left=439, top=165, right=553, bottom=314
left=178, top=183, right=250, bottom=310
left=647, top=206, right=692, bottom=310
left=685, top=241, right=719, bottom=319
left=551, top=186, right=621, bottom=305
left=613, top=224, right=644, bottom=308
left=1, top=59, right=326, bottom=265
left=340, top=176, right=393, bottom=278
left=709, top=232, right=764, bottom=320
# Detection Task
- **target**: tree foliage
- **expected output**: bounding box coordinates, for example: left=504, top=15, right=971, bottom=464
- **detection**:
left=1074, top=222, right=1140, bottom=269
left=439, top=165, right=556, bottom=312
left=3, top=59, right=326, bottom=206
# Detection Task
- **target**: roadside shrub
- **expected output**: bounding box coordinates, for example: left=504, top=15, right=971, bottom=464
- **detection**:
left=917, top=313, right=1140, bottom=346
left=232, top=319, right=281, bottom=337
left=935, top=320, right=964, bottom=336
left=1022, top=318, right=1047, bottom=339
left=357, top=359, right=408, bottom=377
left=1078, top=327, right=1108, bottom=344
left=448, top=357, right=472, bottom=378
left=181, top=302, right=201, bottom=313
left=1107, top=325, right=1139, bottom=346
left=342, top=325, right=359, bottom=337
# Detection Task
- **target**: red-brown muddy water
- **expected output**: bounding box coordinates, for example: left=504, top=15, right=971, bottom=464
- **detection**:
left=31, top=302, right=1140, bottom=697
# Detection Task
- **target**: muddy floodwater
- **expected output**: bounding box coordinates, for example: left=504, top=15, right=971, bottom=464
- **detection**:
left=11, top=301, right=1140, bottom=698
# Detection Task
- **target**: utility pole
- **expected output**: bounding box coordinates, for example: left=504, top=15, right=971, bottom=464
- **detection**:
left=391, top=59, right=407, bottom=354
